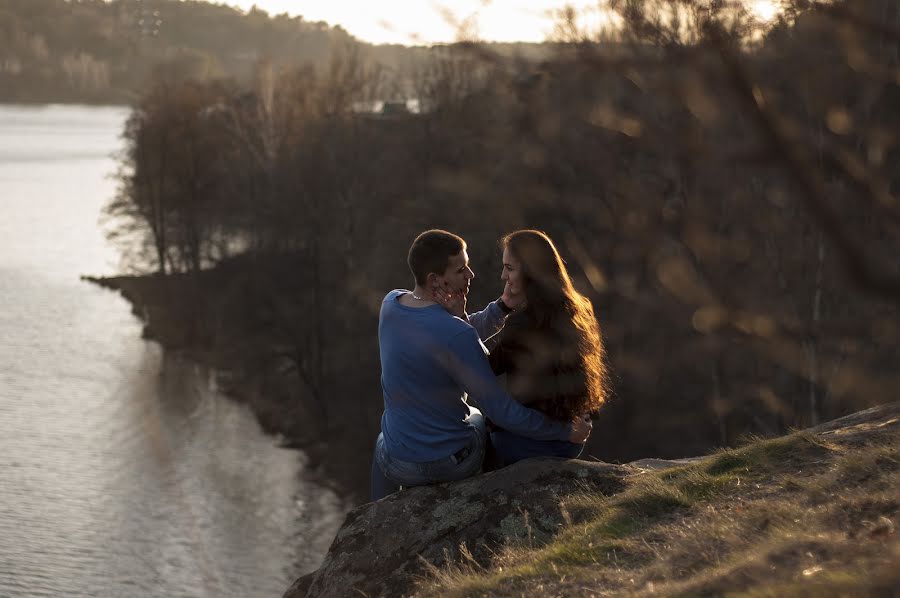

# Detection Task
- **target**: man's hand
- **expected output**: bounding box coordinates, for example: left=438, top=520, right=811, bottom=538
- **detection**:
left=568, top=414, right=593, bottom=444
left=432, top=281, right=467, bottom=319
left=500, top=281, right=526, bottom=311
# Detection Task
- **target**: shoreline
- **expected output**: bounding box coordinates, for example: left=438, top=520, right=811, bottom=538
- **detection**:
left=1, top=100, right=131, bottom=108
left=82, top=272, right=369, bottom=504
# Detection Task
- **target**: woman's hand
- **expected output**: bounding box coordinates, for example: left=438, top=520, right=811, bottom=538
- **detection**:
left=568, top=414, right=593, bottom=444
left=500, top=281, right=526, bottom=311
left=432, top=282, right=467, bottom=319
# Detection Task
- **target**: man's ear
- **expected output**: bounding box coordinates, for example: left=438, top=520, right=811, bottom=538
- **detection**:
left=425, top=272, right=440, bottom=288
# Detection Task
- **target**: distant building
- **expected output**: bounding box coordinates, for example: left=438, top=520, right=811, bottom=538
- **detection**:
left=380, top=101, right=409, bottom=116
left=353, top=99, right=420, bottom=121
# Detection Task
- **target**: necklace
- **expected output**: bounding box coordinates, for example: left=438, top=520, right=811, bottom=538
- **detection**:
left=412, top=292, right=426, bottom=301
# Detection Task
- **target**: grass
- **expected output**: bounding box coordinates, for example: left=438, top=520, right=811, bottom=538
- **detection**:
left=416, top=425, right=899, bottom=597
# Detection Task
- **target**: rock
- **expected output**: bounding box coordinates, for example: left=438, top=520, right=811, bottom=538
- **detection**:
left=286, top=402, right=900, bottom=598
left=807, top=402, right=900, bottom=439
left=283, top=572, right=316, bottom=598
left=293, top=459, right=630, bottom=598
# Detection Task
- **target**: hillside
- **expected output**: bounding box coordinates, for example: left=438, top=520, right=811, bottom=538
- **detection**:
left=288, top=402, right=900, bottom=597
left=0, top=0, right=358, bottom=103
left=0, top=0, right=556, bottom=104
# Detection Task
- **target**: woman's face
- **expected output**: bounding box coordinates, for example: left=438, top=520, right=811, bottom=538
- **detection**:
left=501, top=246, right=525, bottom=297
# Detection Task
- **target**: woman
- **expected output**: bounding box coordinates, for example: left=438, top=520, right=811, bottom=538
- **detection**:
left=486, top=230, right=608, bottom=467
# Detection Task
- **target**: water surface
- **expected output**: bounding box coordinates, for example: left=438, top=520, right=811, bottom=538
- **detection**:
left=0, top=104, right=343, bottom=598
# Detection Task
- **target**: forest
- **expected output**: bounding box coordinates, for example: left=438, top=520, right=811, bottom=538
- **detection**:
left=0, top=0, right=410, bottom=102
left=96, top=0, right=900, bottom=498
left=0, top=0, right=552, bottom=103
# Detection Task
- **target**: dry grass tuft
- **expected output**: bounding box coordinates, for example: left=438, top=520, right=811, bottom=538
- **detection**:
left=415, top=427, right=899, bottom=597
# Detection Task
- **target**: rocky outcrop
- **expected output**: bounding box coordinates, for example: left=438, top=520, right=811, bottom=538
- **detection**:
left=291, top=459, right=630, bottom=598
left=286, top=402, right=900, bottom=598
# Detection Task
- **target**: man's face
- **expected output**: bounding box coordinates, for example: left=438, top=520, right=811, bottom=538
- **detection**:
left=434, top=249, right=475, bottom=296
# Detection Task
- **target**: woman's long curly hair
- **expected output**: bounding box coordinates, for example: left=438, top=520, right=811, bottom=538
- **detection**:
left=502, top=230, right=609, bottom=419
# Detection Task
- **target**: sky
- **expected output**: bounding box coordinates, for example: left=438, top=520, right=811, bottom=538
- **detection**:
left=226, top=1, right=598, bottom=45
left=226, top=1, right=782, bottom=45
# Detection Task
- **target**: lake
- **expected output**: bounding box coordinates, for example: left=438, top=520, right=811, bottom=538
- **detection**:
left=0, top=104, right=344, bottom=598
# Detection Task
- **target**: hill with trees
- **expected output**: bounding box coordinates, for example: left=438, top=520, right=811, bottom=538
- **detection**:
left=0, top=0, right=559, bottom=104
left=0, top=0, right=360, bottom=103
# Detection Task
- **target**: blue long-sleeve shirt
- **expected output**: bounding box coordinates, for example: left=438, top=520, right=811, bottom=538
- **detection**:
left=378, top=289, right=571, bottom=462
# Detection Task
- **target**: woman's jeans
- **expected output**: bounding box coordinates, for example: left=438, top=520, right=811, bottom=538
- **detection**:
left=371, top=411, right=486, bottom=501
left=488, top=428, right=584, bottom=469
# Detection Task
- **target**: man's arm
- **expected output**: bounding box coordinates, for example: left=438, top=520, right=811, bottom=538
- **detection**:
left=444, top=328, right=576, bottom=442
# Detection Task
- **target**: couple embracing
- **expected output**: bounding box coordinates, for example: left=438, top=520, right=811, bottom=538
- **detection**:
left=371, top=229, right=608, bottom=501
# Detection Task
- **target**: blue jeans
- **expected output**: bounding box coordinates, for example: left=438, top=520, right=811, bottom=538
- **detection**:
left=371, top=411, right=487, bottom=501
left=488, top=428, right=583, bottom=468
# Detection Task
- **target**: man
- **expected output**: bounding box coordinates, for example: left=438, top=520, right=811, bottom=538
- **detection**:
left=371, top=229, right=592, bottom=500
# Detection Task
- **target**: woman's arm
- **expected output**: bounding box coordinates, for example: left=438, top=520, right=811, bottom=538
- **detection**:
left=467, top=300, right=509, bottom=341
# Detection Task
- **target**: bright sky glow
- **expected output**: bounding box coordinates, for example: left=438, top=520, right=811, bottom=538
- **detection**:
left=751, top=0, right=780, bottom=22
left=226, top=1, right=783, bottom=45
left=227, top=1, right=615, bottom=45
